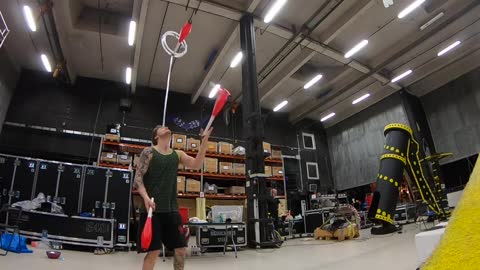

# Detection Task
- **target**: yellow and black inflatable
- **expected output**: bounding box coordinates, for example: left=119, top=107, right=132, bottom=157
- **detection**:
left=368, top=123, right=448, bottom=234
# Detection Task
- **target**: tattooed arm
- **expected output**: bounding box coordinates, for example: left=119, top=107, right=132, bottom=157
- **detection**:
left=134, top=147, right=155, bottom=210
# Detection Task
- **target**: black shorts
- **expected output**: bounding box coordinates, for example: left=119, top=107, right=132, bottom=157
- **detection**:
left=137, top=212, right=187, bottom=252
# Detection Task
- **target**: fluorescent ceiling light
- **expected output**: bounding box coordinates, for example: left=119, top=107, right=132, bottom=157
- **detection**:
left=23, top=6, right=36, bottom=32
left=273, top=100, right=288, bottom=112
left=398, top=0, right=426, bottom=19
left=264, top=0, right=287, bottom=23
left=320, top=112, right=335, bottom=122
left=40, top=54, right=52, bottom=72
left=391, top=69, right=412, bottom=83
left=344, top=40, right=369, bottom=58
left=303, top=74, right=323, bottom=89
left=125, top=67, right=132, bottom=84
left=352, top=93, right=370, bottom=105
left=230, top=52, right=243, bottom=68
left=420, top=12, right=444, bottom=31
left=128, top=20, right=136, bottom=46
left=208, top=84, right=221, bottom=98
left=437, top=40, right=461, bottom=56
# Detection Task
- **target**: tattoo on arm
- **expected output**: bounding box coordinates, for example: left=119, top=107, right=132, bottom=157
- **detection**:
left=134, top=147, right=153, bottom=190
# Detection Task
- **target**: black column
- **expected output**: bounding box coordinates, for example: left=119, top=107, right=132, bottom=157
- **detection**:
left=240, top=14, right=267, bottom=247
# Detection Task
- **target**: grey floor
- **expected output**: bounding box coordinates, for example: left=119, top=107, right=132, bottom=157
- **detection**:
left=1, top=224, right=421, bottom=270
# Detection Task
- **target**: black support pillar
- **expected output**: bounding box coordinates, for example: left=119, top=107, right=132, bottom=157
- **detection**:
left=240, top=14, right=267, bottom=247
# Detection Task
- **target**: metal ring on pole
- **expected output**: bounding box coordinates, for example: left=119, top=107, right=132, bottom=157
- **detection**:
left=161, top=31, right=188, bottom=58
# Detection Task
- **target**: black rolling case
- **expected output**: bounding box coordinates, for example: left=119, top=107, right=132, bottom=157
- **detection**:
left=56, top=163, right=83, bottom=216
left=33, top=160, right=59, bottom=201
left=0, top=155, right=16, bottom=206
left=80, top=166, right=132, bottom=246
left=6, top=156, right=37, bottom=204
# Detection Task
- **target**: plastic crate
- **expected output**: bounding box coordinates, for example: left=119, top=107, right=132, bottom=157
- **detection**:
left=211, top=205, right=243, bottom=223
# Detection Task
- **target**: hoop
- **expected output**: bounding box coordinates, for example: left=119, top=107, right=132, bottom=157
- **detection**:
left=161, top=31, right=188, bottom=58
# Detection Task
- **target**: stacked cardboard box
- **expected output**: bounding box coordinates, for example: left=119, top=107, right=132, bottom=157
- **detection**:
left=225, top=186, right=246, bottom=195
left=172, top=134, right=187, bottom=150
left=264, top=166, right=272, bottom=176
left=233, top=163, right=245, bottom=175
left=186, top=179, right=201, bottom=193
left=271, top=149, right=282, bottom=160
left=219, top=142, right=233, bottom=155
left=272, top=166, right=283, bottom=177
left=204, top=158, right=218, bottom=173
left=207, top=141, right=218, bottom=153
left=105, top=133, right=120, bottom=142
left=117, top=154, right=132, bottom=166
left=187, top=138, right=200, bottom=152
left=219, top=162, right=233, bottom=174
left=101, top=152, right=117, bottom=163
left=177, top=176, right=186, bottom=193
left=263, top=141, right=272, bottom=154
left=203, top=182, right=218, bottom=194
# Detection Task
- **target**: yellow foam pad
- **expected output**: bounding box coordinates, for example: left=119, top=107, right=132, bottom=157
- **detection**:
left=422, top=157, right=480, bottom=269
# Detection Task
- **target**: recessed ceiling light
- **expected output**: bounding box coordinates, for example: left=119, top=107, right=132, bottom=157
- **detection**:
left=420, top=12, right=444, bottom=31
left=40, top=54, right=52, bottom=72
left=437, top=40, right=461, bottom=56
left=398, top=0, right=426, bottom=19
left=23, top=6, right=36, bottom=32
left=321, top=112, right=335, bottom=122
left=264, top=0, right=288, bottom=24
left=230, top=52, right=243, bottom=68
left=125, top=67, right=132, bottom=84
left=273, top=100, right=288, bottom=112
left=303, top=74, right=323, bottom=89
left=391, top=69, right=412, bottom=83
left=352, top=93, right=370, bottom=105
left=128, top=20, right=136, bottom=46
left=344, top=40, right=369, bottom=58
left=208, top=84, right=221, bottom=98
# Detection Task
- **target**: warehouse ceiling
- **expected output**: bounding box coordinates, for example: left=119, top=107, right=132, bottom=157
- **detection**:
left=1, top=0, right=480, bottom=128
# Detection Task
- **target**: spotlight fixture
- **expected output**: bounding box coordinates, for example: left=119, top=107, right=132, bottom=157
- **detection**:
left=344, top=40, right=369, bottom=58
left=420, top=12, right=444, bottom=31
left=303, top=74, right=323, bottom=89
left=264, top=0, right=288, bottom=24
left=398, top=0, right=426, bottom=19
left=352, top=93, right=370, bottom=105
left=125, top=67, right=132, bottom=84
left=208, top=84, right=221, bottom=98
left=23, top=5, right=36, bottom=32
left=273, top=100, right=288, bottom=112
left=40, top=54, right=52, bottom=72
left=437, top=41, right=461, bottom=57
left=391, top=70, right=412, bottom=83
left=321, top=112, right=335, bottom=122
left=230, top=52, right=243, bottom=68
left=128, top=20, right=136, bottom=46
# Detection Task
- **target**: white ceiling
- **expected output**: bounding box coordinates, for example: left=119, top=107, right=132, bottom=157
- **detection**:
left=1, top=0, right=480, bottom=128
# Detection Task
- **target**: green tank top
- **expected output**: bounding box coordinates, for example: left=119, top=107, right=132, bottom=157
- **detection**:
left=143, top=148, right=179, bottom=213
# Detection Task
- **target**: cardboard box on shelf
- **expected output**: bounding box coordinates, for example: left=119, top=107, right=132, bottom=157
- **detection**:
left=105, top=133, right=120, bottom=142
left=185, top=165, right=200, bottom=172
left=219, top=162, right=233, bottom=174
left=207, top=141, right=218, bottom=153
left=101, top=152, right=117, bottom=163
left=263, top=142, right=272, bottom=154
left=186, top=179, right=201, bottom=193
left=271, top=149, right=282, bottom=160
left=204, top=158, right=218, bottom=173
left=172, top=134, right=187, bottom=150
left=203, top=182, right=218, bottom=194
left=177, top=176, right=186, bottom=193
left=233, top=163, right=245, bottom=175
left=187, top=138, right=200, bottom=152
left=117, top=154, right=132, bottom=166
left=264, top=166, right=272, bottom=176
left=218, top=142, right=233, bottom=155
left=225, top=186, right=246, bottom=195
left=272, top=166, right=283, bottom=177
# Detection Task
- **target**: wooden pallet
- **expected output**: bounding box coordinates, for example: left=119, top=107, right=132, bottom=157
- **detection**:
left=314, top=226, right=359, bottom=241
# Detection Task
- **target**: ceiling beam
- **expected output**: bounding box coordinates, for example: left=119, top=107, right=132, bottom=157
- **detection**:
left=259, top=49, right=316, bottom=102
left=131, top=0, right=150, bottom=94
left=189, top=0, right=261, bottom=103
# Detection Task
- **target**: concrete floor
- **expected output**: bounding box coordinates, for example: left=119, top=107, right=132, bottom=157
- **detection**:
left=1, top=224, right=421, bottom=270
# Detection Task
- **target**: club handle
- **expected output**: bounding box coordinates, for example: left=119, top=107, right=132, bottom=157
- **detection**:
left=147, top=197, right=154, bottom=217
